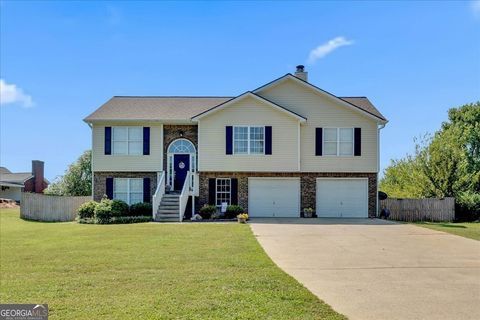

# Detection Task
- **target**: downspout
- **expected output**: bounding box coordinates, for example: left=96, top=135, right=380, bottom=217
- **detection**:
left=376, top=123, right=386, bottom=217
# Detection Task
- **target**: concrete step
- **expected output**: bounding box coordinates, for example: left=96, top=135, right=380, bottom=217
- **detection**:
left=163, top=194, right=180, bottom=199
left=155, top=217, right=180, bottom=222
left=161, top=199, right=179, bottom=204
left=158, top=209, right=179, bottom=214
left=159, top=204, right=179, bottom=210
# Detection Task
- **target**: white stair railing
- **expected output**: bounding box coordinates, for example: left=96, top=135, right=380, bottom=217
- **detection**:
left=178, top=171, right=192, bottom=222
left=152, top=171, right=165, bottom=220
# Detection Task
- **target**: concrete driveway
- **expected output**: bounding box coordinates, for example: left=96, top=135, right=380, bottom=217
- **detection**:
left=250, top=219, right=480, bottom=320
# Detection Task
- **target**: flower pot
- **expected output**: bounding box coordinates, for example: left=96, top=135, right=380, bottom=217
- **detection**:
left=304, top=211, right=313, bottom=218
left=237, top=217, right=247, bottom=224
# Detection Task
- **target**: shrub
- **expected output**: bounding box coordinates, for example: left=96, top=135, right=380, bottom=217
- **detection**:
left=130, top=202, right=153, bottom=216
left=110, top=199, right=129, bottom=217
left=199, top=205, right=217, bottom=219
left=94, top=198, right=113, bottom=224
left=77, top=201, right=97, bottom=219
left=225, top=205, right=244, bottom=219
left=110, top=216, right=152, bottom=224
left=456, top=191, right=480, bottom=221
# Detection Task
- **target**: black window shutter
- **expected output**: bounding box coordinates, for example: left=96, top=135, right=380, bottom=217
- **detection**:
left=354, top=128, right=361, bottom=156
left=143, top=178, right=151, bottom=203
left=315, top=128, right=323, bottom=156
left=226, top=126, right=233, bottom=155
left=105, top=127, right=112, bottom=155
left=231, top=178, right=238, bottom=205
left=208, top=178, right=216, bottom=205
left=265, top=126, right=272, bottom=155
left=106, top=177, right=113, bottom=199
left=143, top=127, right=150, bottom=155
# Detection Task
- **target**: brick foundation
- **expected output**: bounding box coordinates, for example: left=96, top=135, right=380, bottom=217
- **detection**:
left=93, top=172, right=158, bottom=202
left=199, top=172, right=377, bottom=218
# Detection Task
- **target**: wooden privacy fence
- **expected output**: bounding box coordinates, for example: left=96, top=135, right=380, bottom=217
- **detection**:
left=380, top=197, right=455, bottom=222
left=20, top=193, right=91, bottom=222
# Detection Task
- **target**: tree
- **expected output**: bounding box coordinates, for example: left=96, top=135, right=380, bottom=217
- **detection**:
left=380, top=102, right=480, bottom=220
left=45, top=150, right=92, bottom=196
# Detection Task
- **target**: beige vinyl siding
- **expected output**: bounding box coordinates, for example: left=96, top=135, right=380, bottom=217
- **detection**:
left=92, top=122, right=163, bottom=172
left=198, top=96, right=299, bottom=172
left=257, top=79, right=378, bottom=173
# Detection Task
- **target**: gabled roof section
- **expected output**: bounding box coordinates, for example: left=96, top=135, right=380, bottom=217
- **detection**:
left=191, top=92, right=307, bottom=122
left=253, top=74, right=387, bottom=123
left=84, top=96, right=233, bottom=122
left=0, top=171, right=33, bottom=185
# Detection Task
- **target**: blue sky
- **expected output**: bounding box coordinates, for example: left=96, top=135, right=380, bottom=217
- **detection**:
left=1, top=1, right=479, bottom=180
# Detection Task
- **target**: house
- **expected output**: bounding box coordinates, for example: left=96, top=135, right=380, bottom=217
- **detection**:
left=0, top=160, right=49, bottom=202
left=84, top=66, right=387, bottom=221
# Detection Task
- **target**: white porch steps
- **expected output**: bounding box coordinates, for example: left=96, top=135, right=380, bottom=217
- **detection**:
left=155, top=193, right=180, bottom=222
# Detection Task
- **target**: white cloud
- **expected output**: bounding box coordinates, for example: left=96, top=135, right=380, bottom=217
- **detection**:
left=0, top=79, right=34, bottom=108
left=472, top=0, right=480, bottom=18
left=307, top=37, right=354, bottom=64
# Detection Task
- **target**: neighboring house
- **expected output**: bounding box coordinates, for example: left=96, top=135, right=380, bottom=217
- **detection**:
left=84, top=66, right=387, bottom=221
left=0, top=160, right=49, bottom=202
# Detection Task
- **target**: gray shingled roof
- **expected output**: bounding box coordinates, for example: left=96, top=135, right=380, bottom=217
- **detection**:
left=84, top=96, right=233, bottom=122
left=340, top=97, right=386, bottom=121
left=84, top=95, right=385, bottom=122
left=0, top=169, right=33, bottom=186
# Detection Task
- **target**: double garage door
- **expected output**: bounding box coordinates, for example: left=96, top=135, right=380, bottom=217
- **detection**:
left=248, top=177, right=368, bottom=218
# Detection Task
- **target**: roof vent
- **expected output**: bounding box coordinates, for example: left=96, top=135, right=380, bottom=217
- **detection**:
left=294, top=65, right=308, bottom=82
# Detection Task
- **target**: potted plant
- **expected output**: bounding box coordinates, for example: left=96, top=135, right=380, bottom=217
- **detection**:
left=304, top=207, right=314, bottom=218
left=237, top=213, right=248, bottom=223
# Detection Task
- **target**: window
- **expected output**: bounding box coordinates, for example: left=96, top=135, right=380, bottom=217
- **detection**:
left=112, top=127, right=143, bottom=155
left=233, top=126, right=264, bottom=154
left=167, top=139, right=196, bottom=153
left=113, top=178, right=143, bottom=205
left=323, top=128, right=353, bottom=156
left=216, top=178, right=231, bottom=206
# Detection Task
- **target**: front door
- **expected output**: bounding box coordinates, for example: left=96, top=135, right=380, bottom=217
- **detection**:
left=173, top=154, right=190, bottom=190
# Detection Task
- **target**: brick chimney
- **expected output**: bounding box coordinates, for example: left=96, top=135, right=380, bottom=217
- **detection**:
left=294, top=65, right=308, bottom=82
left=32, top=160, right=45, bottom=193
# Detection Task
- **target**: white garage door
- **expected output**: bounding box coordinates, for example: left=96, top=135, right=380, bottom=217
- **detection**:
left=316, top=178, right=368, bottom=218
left=249, top=178, right=300, bottom=217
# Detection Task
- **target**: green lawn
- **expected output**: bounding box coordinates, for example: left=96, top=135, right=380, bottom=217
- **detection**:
left=0, top=208, right=344, bottom=320
left=414, top=221, right=480, bottom=241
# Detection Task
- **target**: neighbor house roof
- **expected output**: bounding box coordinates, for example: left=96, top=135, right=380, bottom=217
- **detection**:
left=0, top=170, right=33, bottom=187
left=84, top=96, right=233, bottom=122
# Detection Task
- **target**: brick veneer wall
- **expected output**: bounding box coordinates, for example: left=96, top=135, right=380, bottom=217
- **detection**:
left=163, top=125, right=198, bottom=171
left=93, top=172, right=158, bottom=201
left=199, top=172, right=378, bottom=218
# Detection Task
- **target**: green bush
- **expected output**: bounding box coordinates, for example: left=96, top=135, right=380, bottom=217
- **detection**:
left=225, top=205, right=244, bottom=219
left=130, top=202, right=152, bottom=216
left=110, top=216, right=152, bottom=224
left=94, top=198, right=113, bottom=224
left=77, top=201, right=97, bottom=219
left=111, top=199, right=129, bottom=217
left=456, top=191, right=480, bottom=221
left=199, top=205, right=217, bottom=219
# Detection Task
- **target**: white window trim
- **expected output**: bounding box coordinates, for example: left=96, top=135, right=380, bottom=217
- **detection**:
left=215, top=178, right=231, bottom=207
left=322, top=127, right=354, bottom=157
left=112, top=126, right=143, bottom=156
left=113, top=178, right=143, bottom=205
left=232, top=125, right=265, bottom=155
